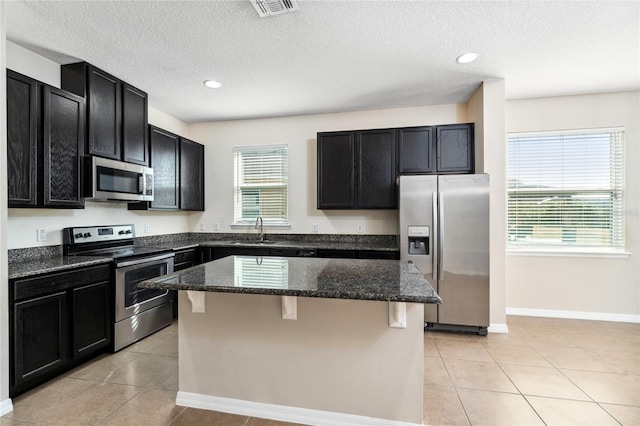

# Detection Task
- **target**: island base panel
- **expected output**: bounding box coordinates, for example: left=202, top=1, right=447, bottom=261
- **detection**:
left=178, top=292, right=424, bottom=424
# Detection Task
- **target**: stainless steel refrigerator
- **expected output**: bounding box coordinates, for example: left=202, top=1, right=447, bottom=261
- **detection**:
left=399, top=174, right=490, bottom=335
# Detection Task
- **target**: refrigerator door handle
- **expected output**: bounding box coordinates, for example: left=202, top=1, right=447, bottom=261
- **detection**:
left=438, top=191, right=444, bottom=281
left=432, top=191, right=438, bottom=281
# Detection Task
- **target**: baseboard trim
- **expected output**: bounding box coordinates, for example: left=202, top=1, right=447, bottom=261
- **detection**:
left=488, top=323, right=509, bottom=333
left=506, top=307, right=640, bottom=324
left=176, top=391, right=421, bottom=426
left=0, top=398, right=13, bottom=417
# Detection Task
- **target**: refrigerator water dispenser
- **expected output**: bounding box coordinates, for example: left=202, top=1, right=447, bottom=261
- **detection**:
left=407, top=226, right=429, bottom=255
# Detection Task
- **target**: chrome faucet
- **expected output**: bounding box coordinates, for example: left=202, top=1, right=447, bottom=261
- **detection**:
left=255, top=216, right=264, bottom=242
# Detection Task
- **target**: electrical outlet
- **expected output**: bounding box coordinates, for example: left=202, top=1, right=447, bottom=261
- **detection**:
left=37, top=229, right=47, bottom=242
left=312, top=223, right=318, bottom=233
left=200, top=223, right=206, bottom=231
left=213, top=223, right=220, bottom=232
left=144, top=224, right=150, bottom=234
left=357, top=223, right=364, bottom=233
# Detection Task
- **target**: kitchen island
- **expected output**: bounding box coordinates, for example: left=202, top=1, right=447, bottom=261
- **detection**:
left=140, top=256, right=440, bottom=425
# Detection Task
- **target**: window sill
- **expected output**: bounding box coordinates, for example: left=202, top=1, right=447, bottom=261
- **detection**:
left=230, top=224, right=291, bottom=230
left=507, top=249, right=631, bottom=259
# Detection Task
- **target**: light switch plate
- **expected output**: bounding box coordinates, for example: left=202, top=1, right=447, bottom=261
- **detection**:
left=312, top=223, right=318, bottom=233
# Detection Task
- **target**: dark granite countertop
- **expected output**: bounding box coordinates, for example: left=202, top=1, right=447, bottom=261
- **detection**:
left=197, top=239, right=399, bottom=251
left=139, top=256, right=440, bottom=304
left=8, top=233, right=399, bottom=280
left=8, top=256, right=113, bottom=280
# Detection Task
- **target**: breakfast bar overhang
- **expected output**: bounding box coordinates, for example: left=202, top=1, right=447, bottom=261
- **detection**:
left=140, top=256, right=440, bottom=425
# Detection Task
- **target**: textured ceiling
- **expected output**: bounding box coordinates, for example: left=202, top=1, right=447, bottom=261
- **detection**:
left=6, top=0, right=639, bottom=123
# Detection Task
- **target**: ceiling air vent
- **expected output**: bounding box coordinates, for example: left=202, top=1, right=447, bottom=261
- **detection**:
left=250, top=0, right=299, bottom=17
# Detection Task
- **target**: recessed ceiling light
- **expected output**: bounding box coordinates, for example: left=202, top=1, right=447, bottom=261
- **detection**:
left=456, top=53, right=478, bottom=64
left=204, top=80, right=222, bottom=89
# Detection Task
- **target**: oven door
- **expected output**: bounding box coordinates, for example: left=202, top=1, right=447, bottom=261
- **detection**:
left=115, top=253, right=174, bottom=323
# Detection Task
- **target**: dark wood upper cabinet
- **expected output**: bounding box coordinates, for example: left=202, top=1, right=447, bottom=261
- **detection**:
left=7, top=70, right=38, bottom=207
left=435, top=124, right=474, bottom=173
left=41, top=86, right=85, bottom=208
left=180, top=137, right=205, bottom=211
left=398, top=123, right=474, bottom=175
left=6, top=70, right=84, bottom=209
left=317, top=130, right=396, bottom=209
left=398, top=126, right=434, bottom=174
left=356, top=129, right=396, bottom=209
left=148, top=126, right=179, bottom=210
left=317, top=132, right=355, bottom=209
left=130, top=126, right=205, bottom=211
left=122, top=83, right=149, bottom=166
left=62, top=62, right=148, bottom=165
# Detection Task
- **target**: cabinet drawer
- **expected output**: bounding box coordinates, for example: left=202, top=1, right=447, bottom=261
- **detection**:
left=174, top=249, right=196, bottom=264
left=13, top=264, right=111, bottom=301
left=356, top=250, right=399, bottom=260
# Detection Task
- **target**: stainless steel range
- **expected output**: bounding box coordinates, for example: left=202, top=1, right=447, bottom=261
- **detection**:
left=63, top=224, right=174, bottom=351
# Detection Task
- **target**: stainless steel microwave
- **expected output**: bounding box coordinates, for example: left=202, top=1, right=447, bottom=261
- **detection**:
left=84, top=156, right=154, bottom=202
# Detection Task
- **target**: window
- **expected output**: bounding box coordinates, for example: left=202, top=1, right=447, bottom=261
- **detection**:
left=234, top=145, right=288, bottom=225
left=507, top=128, right=624, bottom=251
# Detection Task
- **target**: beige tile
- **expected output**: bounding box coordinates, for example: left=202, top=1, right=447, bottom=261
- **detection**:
left=506, top=326, right=575, bottom=347
left=423, top=384, right=469, bottom=426
left=501, top=364, right=590, bottom=400
left=561, top=369, right=640, bottom=406
left=601, top=403, right=640, bottom=426
left=0, top=418, right=28, bottom=426
left=443, top=358, right=518, bottom=393
left=124, top=325, right=177, bottom=355
left=102, top=388, right=184, bottom=425
left=104, top=353, right=178, bottom=388
left=245, top=417, right=302, bottom=425
left=66, top=350, right=140, bottom=382
left=526, top=395, right=619, bottom=425
left=146, top=334, right=179, bottom=357
left=169, top=407, right=249, bottom=425
left=483, top=342, right=552, bottom=367
left=6, top=376, right=94, bottom=422
left=457, top=388, right=544, bottom=425
left=434, top=337, right=494, bottom=362
left=424, top=335, right=440, bottom=357
left=533, top=345, right=615, bottom=372
left=586, top=347, right=640, bottom=375
left=35, top=381, right=140, bottom=425
left=424, top=356, right=453, bottom=387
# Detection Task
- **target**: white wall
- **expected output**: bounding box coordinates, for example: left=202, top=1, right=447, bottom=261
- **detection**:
left=467, top=80, right=508, bottom=329
left=1, top=1, right=13, bottom=415
left=6, top=44, right=193, bottom=249
left=505, top=92, right=640, bottom=319
left=188, top=104, right=467, bottom=235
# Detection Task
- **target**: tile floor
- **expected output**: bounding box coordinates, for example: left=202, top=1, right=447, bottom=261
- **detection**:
left=2, top=315, right=639, bottom=425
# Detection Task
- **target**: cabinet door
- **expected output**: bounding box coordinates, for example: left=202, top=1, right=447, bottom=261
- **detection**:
left=41, top=86, right=85, bottom=208
left=122, top=83, right=149, bottom=166
left=72, top=281, right=111, bottom=357
left=180, top=138, right=205, bottom=211
left=398, top=126, right=434, bottom=174
left=13, top=292, right=68, bottom=388
left=87, top=66, right=121, bottom=160
left=317, top=132, right=355, bottom=209
left=435, top=124, right=474, bottom=173
left=149, top=126, right=179, bottom=209
left=7, top=70, right=38, bottom=207
left=357, top=129, right=396, bottom=208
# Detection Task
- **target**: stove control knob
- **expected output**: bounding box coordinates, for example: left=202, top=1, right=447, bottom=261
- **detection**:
left=125, top=230, right=132, bottom=234
left=83, top=232, right=91, bottom=238
left=74, top=233, right=83, bottom=239
left=119, top=230, right=126, bottom=235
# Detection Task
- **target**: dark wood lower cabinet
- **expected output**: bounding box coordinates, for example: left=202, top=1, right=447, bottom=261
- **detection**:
left=72, top=281, right=111, bottom=357
left=13, top=292, right=68, bottom=388
left=10, top=264, right=112, bottom=397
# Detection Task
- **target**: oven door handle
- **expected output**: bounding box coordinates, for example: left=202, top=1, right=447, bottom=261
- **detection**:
left=116, top=252, right=175, bottom=268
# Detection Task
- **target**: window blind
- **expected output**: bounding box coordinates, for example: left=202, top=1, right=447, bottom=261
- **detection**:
left=507, top=128, right=625, bottom=250
left=234, top=145, right=288, bottom=224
